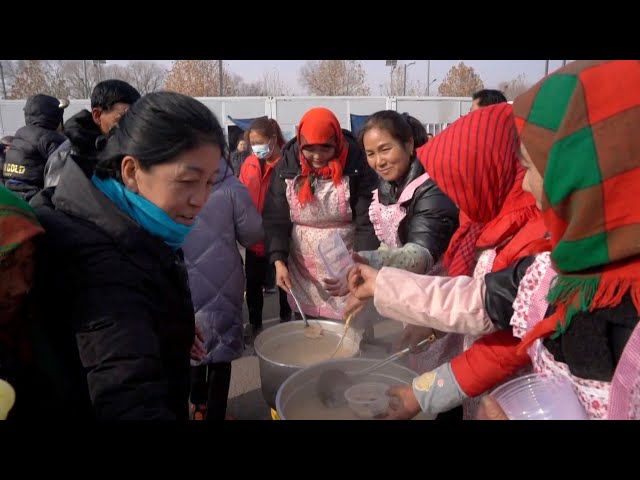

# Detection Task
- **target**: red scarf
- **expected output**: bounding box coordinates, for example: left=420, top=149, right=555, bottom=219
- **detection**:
left=296, top=108, right=348, bottom=206
left=476, top=168, right=550, bottom=272
left=419, top=103, right=539, bottom=276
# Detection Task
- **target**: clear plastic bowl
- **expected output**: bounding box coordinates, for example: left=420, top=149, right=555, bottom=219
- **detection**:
left=344, top=382, right=390, bottom=419
left=491, top=373, right=588, bottom=420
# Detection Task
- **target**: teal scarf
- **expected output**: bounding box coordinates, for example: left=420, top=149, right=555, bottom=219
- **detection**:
left=91, top=175, right=193, bottom=250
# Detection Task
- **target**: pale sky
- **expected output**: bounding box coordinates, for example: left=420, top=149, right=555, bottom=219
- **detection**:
left=110, top=60, right=569, bottom=95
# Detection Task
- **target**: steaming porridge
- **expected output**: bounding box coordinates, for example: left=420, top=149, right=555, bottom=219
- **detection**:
left=260, top=332, right=356, bottom=367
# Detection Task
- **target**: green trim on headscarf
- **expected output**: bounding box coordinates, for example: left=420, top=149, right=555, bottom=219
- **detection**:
left=546, top=274, right=600, bottom=338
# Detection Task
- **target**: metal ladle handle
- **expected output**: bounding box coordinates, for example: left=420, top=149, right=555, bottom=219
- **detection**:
left=356, top=334, right=436, bottom=377
left=287, top=286, right=309, bottom=327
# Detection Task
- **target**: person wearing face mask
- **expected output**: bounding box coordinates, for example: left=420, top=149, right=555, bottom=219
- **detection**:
left=263, top=107, right=379, bottom=321
left=239, top=118, right=292, bottom=340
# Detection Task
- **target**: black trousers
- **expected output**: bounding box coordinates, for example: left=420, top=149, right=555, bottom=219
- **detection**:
left=245, top=250, right=291, bottom=327
left=190, top=362, right=232, bottom=420
left=264, top=259, right=276, bottom=289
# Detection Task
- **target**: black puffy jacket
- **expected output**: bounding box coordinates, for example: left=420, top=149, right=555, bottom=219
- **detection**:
left=4, top=95, right=66, bottom=201
left=31, top=159, right=195, bottom=420
left=263, top=129, right=380, bottom=265
left=376, top=159, right=459, bottom=263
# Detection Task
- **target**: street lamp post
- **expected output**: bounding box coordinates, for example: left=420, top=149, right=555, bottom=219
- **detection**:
left=425, top=78, right=437, bottom=96
left=427, top=60, right=431, bottom=96
left=92, top=60, right=106, bottom=84
left=0, top=62, right=6, bottom=99
left=544, top=60, right=550, bottom=76
left=385, top=60, right=398, bottom=95
left=218, top=60, right=223, bottom=97
left=83, top=60, right=89, bottom=98
left=403, top=62, right=416, bottom=96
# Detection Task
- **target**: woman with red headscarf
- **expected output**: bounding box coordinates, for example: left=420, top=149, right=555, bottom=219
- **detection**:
left=263, top=107, right=379, bottom=320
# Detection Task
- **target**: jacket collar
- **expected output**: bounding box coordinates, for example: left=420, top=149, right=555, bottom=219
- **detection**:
left=51, top=159, right=177, bottom=267
left=377, top=158, right=424, bottom=205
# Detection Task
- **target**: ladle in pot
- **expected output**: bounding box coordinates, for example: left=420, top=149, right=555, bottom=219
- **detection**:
left=329, top=312, right=353, bottom=359
left=316, top=333, right=436, bottom=408
left=288, top=286, right=323, bottom=339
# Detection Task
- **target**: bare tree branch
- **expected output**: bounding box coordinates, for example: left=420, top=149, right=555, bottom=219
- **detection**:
left=497, top=73, right=530, bottom=101
left=299, top=60, right=370, bottom=96
left=8, top=60, right=70, bottom=99
left=0, top=60, right=23, bottom=97
left=123, top=61, right=166, bottom=95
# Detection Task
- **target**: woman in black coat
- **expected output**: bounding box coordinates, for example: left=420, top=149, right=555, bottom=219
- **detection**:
left=31, top=92, right=226, bottom=420
left=344, top=111, right=460, bottom=395
left=354, top=110, right=459, bottom=274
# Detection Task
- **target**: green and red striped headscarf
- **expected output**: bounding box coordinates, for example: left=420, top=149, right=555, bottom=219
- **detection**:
left=0, top=185, right=44, bottom=263
left=515, top=60, right=640, bottom=349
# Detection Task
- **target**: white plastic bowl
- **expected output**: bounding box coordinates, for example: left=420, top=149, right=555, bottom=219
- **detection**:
left=344, top=382, right=390, bottom=419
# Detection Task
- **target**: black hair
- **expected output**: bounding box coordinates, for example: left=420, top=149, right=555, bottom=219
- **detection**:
left=91, top=79, right=141, bottom=111
left=472, top=89, right=507, bottom=107
left=357, top=110, right=425, bottom=154
left=401, top=113, right=428, bottom=148
left=245, top=117, right=286, bottom=148
left=95, top=91, right=227, bottom=182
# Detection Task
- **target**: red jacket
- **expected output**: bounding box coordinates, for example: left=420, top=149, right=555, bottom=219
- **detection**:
left=239, top=153, right=280, bottom=257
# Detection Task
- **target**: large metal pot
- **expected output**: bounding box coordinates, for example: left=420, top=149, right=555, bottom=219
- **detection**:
left=254, top=320, right=362, bottom=410
left=276, top=357, right=433, bottom=420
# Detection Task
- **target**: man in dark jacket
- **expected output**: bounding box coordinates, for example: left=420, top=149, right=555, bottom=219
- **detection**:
left=229, top=138, right=251, bottom=177
left=44, top=79, right=140, bottom=188
left=3, top=94, right=68, bottom=201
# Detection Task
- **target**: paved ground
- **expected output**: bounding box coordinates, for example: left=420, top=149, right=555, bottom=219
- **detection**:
left=225, top=248, right=406, bottom=420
